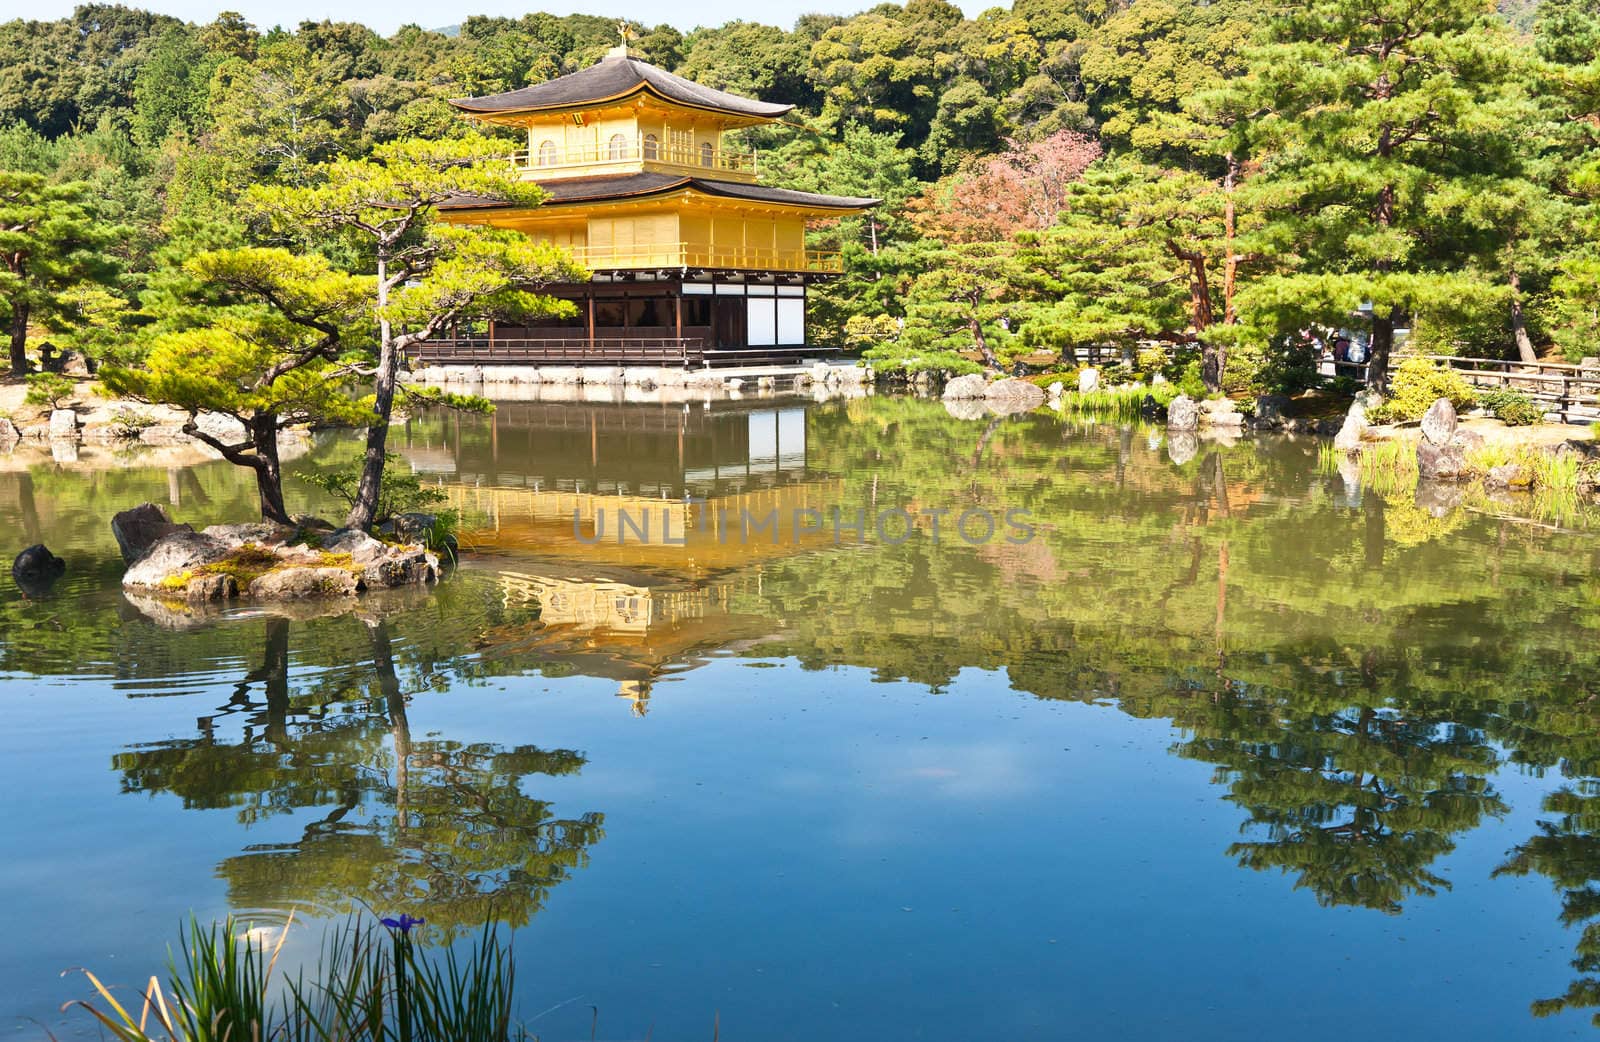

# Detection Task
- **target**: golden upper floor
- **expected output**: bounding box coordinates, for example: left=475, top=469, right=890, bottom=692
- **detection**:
left=452, top=50, right=788, bottom=184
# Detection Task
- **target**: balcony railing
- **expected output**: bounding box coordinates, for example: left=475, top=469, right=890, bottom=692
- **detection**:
left=412, top=337, right=705, bottom=366
left=511, top=137, right=758, bottom=176
left=571, top=241, right=841, bottom=273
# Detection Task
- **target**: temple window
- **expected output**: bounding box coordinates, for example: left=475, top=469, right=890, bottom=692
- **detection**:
left=608, top=133, right=628, bottom=160
left=700, top=142, right=714, bottom=167
left=642, top=134, right=659, bottom=159
left=537, top=140, right=558, bottom=166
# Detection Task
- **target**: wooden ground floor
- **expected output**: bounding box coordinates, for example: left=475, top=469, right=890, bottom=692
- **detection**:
left=419, top=273, right=836, bottom=368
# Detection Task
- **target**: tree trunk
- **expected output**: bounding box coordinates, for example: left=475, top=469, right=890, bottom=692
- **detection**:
left=248, top=413, right=293, bottom=526
left=1367, top=308, right=1395, bottom=393
left=347, top=258, right=397, bottom=531
left=970, top=314, right=997, bottom=369
left=1510, top=266, right=1537, bottom=364
left=9, top=299, right=28, bottom=377
left=1223, top=154, right=1240, bottom=326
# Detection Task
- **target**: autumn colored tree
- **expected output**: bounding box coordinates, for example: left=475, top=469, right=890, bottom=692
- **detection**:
left=910, top=129, right=1101, bottom=244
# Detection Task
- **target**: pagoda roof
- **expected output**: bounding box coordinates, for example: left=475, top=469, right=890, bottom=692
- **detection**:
left=451, top=54, right=794, bottom=120
left=441, top=172, right=878, bottom=212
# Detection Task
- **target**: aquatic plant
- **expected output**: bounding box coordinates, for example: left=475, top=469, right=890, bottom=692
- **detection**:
left=65, top=914, right=528, bottom=1042
left=1053, top=382, right=1178, bottom=420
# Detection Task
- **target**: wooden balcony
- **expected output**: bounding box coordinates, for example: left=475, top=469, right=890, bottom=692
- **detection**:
left=511, top=138, right=759, bottom=181
left=572, top=241, right=841, bottom=273
left=412, top=337, right=705, bottom=366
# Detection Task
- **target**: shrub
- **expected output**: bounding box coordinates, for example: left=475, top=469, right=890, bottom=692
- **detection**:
left=1476, top=388, right=1544, bottom=426
left=107, top=405, right=160, bottom=437
left=299, top=453, right=448, bottom=528
left=24, top=372, right=76, bottom=410
left=1368, top=358, right=1476, bottom=423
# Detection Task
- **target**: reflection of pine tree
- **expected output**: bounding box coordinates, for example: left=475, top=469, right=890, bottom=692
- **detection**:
left=114, top=617, right=604, bottom=938
left=1181, top=704, right=1505, bottom=914
left=1497, top=782, right=1600, bottom=1025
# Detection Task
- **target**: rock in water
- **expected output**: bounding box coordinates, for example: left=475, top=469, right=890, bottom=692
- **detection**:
left=1077, top=368, right=1100, bottom=394
left=121, top=531, right=234, bottom=590
left=1199, top=398, right=1244, bottom=428
left=1333, top=401, right=1367, bottom=452
left=1166, top=395, right=1200, bottom=432
left=247, top=567, right=361, bottom=600
left=49, top=409, right=78, bottom=438
left=984, top=378, right=1046, bottom=411
left=1253, top=394, right=1291, bottom=429
left=942, top=373, right=988, bottom=401
left=1416, top=437, right=1470, bottom=481
left=1421, top=398, right=1458, bottom=446
left=111, top=503, right=195, bottom=565
left=1485, top=463, right=1533, bottom=489
left=0, top=417, right=19, bottom=446
left=12, top=544, right=65, bottom=596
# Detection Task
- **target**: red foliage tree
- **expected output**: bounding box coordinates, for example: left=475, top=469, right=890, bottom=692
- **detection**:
left=911, top=129, right=1102, bottom=243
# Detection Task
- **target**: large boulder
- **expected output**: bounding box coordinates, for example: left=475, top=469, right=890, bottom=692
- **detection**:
left=1421, top=398, right=1458, bottom=446
left=201, top=522, right=294, bottom=548
left=1417, top=437, right=1470, bottom=481
left=322, top=526, right=440, bottom=589
left=1199, top=397, right=1244, bottom=428
left=1253, top=394, right=1292, bottom=429
left=942, top=373, right=988, bottom=401
left=1077, top=367, right=1101, bottom=394
left=1333, top=401, right=1367, bottom=452
left=122, top=531, right=233, bottom=589
left=12, top=544, right=65, bottom=596
left=984, top=378, right=1046, bottom=410
left=112, top=503, right=195, bottom=565
left=247, top=567, right=360, bottom=600
left=1485, top=463, right=1533, bottom=490
left=1166, top=395, right=1200, bottom=432
left=49, top=409, right=78, bottom=438
left=0, top=417, right=19, bottom=446
left=193, top=411, right=248, bottom=445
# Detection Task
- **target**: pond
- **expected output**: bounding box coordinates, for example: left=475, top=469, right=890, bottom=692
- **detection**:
left=3, top=391, right=1600, bottom=1041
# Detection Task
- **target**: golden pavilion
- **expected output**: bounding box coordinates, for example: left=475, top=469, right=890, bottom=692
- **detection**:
left=435, top=45, right=878, bottom=367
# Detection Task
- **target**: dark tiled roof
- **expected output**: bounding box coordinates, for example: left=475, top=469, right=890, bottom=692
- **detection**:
left=439, top=173, right=879, bottom=212
left=451, top=55, right=794, bottom=119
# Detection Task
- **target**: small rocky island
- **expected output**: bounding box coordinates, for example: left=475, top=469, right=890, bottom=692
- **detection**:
left=112, top=503, right=441, bottom=603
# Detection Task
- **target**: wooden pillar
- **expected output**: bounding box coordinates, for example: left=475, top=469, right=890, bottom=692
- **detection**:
left=674, top=283, right=683, bottom=342
left=586, top=286, right=595, bottom=352
left=488, top=318, right=496, bottom=355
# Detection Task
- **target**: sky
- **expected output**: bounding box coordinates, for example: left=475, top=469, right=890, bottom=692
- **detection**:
left=15, top=0, right=987, bottom=35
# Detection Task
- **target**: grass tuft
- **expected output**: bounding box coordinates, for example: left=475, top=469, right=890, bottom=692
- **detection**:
left=65, top=914, right=531, bottom=1042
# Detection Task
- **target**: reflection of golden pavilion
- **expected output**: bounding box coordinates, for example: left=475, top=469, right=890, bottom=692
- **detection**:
left=406, top=399, right=843, bottom=578
left=405, top=398, right=829, bottom=711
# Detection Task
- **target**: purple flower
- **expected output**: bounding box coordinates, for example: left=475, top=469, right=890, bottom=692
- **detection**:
left=380, top=914, right=425, bottom=934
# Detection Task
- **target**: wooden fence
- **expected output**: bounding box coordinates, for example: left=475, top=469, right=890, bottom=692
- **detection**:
left=1328, top=354, right=1600, bottom=424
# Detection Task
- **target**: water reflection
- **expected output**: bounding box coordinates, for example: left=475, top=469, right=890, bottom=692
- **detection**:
left=113, top=613, right=603, bottom=939
left=11, top=393, right=1600, bottom=1034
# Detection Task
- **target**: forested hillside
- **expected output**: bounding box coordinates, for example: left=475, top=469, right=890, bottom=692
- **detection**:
left=3, top=0, right=1600, bottom=395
